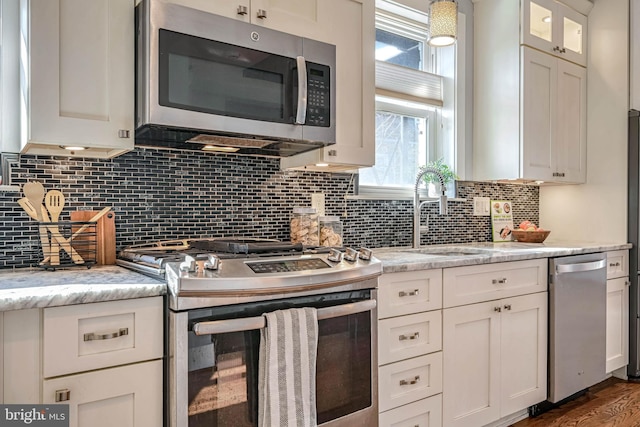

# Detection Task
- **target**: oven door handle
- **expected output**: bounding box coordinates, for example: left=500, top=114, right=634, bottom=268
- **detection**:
left=192, top=299, right=376, bottom=336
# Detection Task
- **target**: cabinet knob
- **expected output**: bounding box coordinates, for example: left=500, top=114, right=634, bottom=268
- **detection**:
left=55, top=389, right=71, bottom=402
left=257, top=9, right=267, bottom=19
left=237, top=5, right=248, bottom=15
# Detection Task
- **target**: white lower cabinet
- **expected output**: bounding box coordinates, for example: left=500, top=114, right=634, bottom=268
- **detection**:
left=40, top=297, right=164, bottom=427
left=378, top=270, right=443, bottom=427
left=378, top=395, right=442, bottom=427
left=606, top=277, right=629, bottom=373
left=443, top=292, right=547, bottom=427
left=605, top=250, right=629, bottom=374
left=379, top=352, right=443, bottom=413
left=42, top=360, right=163, bottom=427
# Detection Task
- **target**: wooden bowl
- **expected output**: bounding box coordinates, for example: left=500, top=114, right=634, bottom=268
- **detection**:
left=511, top=230, right=551, bottom=243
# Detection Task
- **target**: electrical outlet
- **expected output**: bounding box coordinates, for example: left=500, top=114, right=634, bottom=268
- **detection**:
left=311, top=193, right=325, bottom=215
left=473, top=197, right=491, bottom=216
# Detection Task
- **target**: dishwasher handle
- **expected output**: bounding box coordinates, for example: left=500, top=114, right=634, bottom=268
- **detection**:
left=555, top=259, right=606, bottom=274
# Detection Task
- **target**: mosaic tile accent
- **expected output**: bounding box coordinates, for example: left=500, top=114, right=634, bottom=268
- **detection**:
left=0, top=148, right=539, bottom=269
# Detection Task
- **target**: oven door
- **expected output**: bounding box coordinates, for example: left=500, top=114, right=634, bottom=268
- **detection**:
left=170, top=290, right=378, bottom=427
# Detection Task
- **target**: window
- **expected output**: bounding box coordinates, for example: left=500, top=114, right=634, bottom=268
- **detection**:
left=358, top=0, right=456, bottom=196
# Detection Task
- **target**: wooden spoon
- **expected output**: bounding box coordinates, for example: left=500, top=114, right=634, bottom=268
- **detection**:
left=23, top=182, right=50, bottom=263
left=45, top=190, right=65, bottom=265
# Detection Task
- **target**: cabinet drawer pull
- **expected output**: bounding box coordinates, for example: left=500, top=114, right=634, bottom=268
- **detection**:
left=492, top=278, right=507, bottom=285
left=237, top=5, right=248, bottom=15
left=399, top=375, right=420, bottom=386
left=494, top=306, right=502, bottom=312
left=55, top=389, right=70, bottom=402
left=503, top=304, right=512, bottom=311
left=399, top=332, right=420, bottom=341
left=257, top=9, right=267, bottom=19
left=84, top=327, right=129, bottom=342
left=118, top=129, right=130, bottom=138
left=609, top=262, right=621, bottom=267
left=398, top=289, right=420, bottom=297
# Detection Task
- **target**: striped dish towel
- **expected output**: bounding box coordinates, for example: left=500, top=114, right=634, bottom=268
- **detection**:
left=258, top=307, right=319, bottom=427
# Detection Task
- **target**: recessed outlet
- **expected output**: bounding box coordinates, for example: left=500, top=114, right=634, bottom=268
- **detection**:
left=311, top=193, right=325, bottom=215
left=473, top=197, right=491, bottom=216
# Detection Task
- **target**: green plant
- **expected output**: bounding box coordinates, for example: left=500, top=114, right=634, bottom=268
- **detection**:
left=420, top=159, right=458, bottom=185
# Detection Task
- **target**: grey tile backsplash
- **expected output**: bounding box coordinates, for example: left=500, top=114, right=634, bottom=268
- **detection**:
left=0, top=148, right=539, bottom=269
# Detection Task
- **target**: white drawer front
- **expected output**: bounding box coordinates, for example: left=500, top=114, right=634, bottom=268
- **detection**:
left=378, top=270, right=442, bottom=319
left=443, top=259, right=547, bottom=308
left=378, top=352, right=443, bottom=412
left=43, top=360, right=163, bottom=427
left=379, top=311, right=442, bottom=365
left=43, top=297, right=163, bottom=378
left=607, top=250, right=629, bottom=279
left=379, top=394, right=442, bottom=427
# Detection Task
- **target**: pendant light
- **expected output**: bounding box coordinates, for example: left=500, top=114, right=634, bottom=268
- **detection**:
left=428, top=0, right=458, bottom=47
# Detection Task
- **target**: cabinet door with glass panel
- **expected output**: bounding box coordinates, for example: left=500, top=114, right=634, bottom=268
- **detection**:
left=522, top=0, right=587, bottom=67
left=359, top=1, right=455, bottom=197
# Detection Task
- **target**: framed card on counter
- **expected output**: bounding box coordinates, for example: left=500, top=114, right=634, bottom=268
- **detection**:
left=490, top=200, right=514, bottom=242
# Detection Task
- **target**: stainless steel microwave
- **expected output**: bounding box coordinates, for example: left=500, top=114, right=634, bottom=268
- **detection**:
left=135, top=0, right=336, bottom=157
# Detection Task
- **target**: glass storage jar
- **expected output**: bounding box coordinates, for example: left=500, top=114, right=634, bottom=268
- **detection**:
left=290, top=207, right=319, bottom=245
left=319, top=216, right=343, bottom=247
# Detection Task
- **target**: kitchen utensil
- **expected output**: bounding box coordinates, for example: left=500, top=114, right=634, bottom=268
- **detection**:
left=23, top=182, right=50, bottom=261
left=71, top=210, right=116, bottom=265
left=17, top=197, right=85, bottom=264
left=45, top=190, right=65, bottom=265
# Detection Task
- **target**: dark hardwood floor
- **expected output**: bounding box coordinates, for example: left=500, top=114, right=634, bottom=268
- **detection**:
left=512, top=378, right=640, bottom=427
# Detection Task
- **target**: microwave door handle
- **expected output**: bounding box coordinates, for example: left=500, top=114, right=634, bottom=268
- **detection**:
left=192, top=299, right=376, bottom=335
left=295, top=56, right=308, bottom=125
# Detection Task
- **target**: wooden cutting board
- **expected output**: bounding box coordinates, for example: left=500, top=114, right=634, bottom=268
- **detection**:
left=70, top=210, right=116, bottom=265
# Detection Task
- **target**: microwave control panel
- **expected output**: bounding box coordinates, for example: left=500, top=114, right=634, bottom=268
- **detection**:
left=306, top=63, right=331, bottom=127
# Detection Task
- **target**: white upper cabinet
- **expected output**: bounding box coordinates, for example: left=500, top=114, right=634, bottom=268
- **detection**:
left=280, top=0, right=374, bottom=171
left=165, top=0, right=323, bottom=36
left=522, top=0, right=587, bottom=67
left=473, top=0, right=588, bottom=183
left=21, top=0, right=134, bottom=158
left=521, top=47, right=587, bottom=182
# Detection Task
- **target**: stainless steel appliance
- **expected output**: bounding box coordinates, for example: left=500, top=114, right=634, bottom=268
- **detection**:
left=135, top=0, right=336, bottom=157
left=628, top=110, right=640, bottom=378
left=548, top=253, right=607, bottom=403
left=119, top=238, right=381, bottom=427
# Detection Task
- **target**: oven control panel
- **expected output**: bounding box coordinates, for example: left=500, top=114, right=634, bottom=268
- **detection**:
left=247, top=258, right=331, bottom=274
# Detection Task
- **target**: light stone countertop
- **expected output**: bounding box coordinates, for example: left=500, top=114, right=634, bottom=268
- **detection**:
left=0, top=241, right=631, bottom=311
left=374, top=241, right=632, bottom=273
left=0, top=265, right=165, bottom=311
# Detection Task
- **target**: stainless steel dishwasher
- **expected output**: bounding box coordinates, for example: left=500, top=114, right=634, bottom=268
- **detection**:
left=548, top=253, right=607, bottom=403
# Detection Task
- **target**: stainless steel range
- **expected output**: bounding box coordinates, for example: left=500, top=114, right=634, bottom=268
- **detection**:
left=118, top=238, right=382, bottom=427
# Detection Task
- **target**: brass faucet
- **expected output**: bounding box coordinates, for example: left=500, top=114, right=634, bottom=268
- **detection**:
left=413, top=168, right=448, bottom=248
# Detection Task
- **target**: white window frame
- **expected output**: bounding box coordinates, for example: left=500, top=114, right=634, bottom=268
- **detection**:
left=358, top=0, right=450, bottom=199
